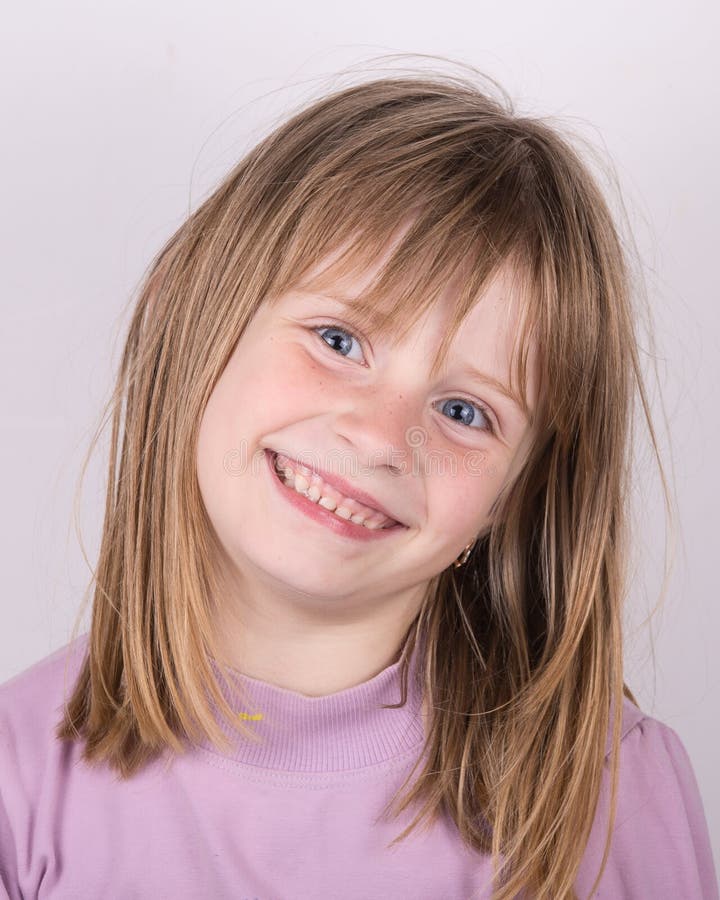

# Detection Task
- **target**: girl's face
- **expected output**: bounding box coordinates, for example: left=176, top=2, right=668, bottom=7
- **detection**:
left=196, top=251, right=537, bottom=625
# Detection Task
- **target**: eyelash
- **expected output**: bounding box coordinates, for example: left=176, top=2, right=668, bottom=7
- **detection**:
left=311, top=322, right=497, bottom=437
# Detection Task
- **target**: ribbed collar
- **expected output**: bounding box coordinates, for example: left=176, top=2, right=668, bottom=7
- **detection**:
left=199, top=636, right=426, bottom=772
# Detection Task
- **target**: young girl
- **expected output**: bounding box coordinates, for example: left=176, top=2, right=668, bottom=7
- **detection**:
left=0, top=71, right=716, bottom=900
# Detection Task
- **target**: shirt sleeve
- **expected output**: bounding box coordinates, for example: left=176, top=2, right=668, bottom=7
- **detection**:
left=577, top=714, right=719, bottom=899
left=0, top=692, right=29, bottom=900
left=0, top=787, right=19, bottom=900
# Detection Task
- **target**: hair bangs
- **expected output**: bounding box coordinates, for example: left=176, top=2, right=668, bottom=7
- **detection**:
left=265, top=181, right=541, bottom=431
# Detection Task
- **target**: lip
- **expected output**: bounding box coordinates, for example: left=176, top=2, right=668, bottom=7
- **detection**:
left=264, top=449, right=408, bottom=540
left=267, top=449, right=405, bottom=526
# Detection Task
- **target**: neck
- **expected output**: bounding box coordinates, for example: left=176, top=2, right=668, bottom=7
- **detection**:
left=209, top=578, right=429, bottom=697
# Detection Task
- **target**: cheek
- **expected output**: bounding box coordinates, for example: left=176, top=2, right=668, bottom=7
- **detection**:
left=428, top=461, right=506, bottom=535
left=196, top=333, right=329, bottom=536
left=238, top=338, right=328, bottom=411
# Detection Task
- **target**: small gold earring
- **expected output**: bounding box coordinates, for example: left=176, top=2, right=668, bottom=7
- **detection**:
left=453, top=540, right=476, bottom=568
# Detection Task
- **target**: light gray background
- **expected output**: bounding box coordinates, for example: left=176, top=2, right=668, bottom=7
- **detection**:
left=1, top=0, right=718, bottom=871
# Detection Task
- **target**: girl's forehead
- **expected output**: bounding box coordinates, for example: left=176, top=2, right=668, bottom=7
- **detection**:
left=290, top=220, right=411, bottom=303
left=289, top=224, right=525, bottom=325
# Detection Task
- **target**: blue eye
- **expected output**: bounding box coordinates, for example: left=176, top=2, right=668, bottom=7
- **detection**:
left=312, top=322, right=496, bottom=436
left=434, top=398, right=496, bottom=436
left=314, top=323, right=365, bottom=363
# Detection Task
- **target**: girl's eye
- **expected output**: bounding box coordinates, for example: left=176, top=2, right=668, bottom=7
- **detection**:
left=313, top=323, right=366, bottom=363
left=312, top=323, right=496, bottom=437
left=433, top=398, right=496, bottom=436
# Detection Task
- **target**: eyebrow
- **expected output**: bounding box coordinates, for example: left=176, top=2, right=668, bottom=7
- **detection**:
left=294, top=289, right=533, bottom=424
left=292, top=289, right=389, bottom=333
left=458, top=366, right=533, bottom=424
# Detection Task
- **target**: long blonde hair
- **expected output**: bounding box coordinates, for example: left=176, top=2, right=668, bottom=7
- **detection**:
left=57, top=66, right=672, bottom=898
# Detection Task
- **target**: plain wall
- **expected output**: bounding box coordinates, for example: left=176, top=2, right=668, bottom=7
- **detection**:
left=1, top=0, right=718, bottom=871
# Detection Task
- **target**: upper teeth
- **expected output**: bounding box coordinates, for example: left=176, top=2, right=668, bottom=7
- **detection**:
left=272, top=453, right=398, bottom=530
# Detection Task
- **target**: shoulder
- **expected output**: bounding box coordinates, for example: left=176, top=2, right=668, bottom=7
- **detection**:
left=577, top=695, right=719, bottom=898
left=0, top=633, right=89, bottom=779
left=609, top=695, right=709, bottom=813
left=606, top=693, right=646, bottom=753
left=609, top=696, right=717, bottom=842
left=0, top=634, right=90, bottom=897
left=0, top=631, right=89, bottom=716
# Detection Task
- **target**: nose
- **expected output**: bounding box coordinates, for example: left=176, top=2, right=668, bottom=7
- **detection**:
left=330, top=382, right=424, bottom=478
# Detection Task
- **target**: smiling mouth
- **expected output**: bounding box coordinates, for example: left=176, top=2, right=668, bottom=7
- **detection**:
left=268, top=450, right=405, bottom=531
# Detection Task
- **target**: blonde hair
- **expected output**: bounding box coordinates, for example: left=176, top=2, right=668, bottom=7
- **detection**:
left=57, top=66, right=672, bottom=898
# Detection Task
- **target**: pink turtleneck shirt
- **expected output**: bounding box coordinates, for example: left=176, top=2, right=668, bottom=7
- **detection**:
left=0, top=632, right=717, bottom=899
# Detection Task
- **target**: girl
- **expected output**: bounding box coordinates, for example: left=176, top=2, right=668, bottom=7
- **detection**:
left=0, top=70, right=716, bottom=900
